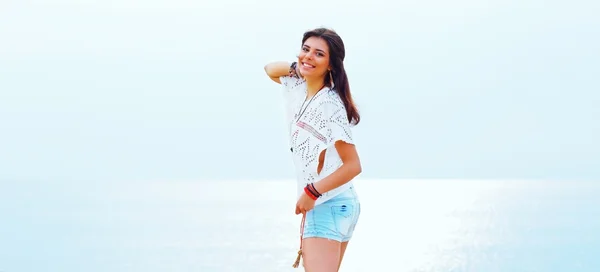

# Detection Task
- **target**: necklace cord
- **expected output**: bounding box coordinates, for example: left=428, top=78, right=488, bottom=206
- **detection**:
left=292, top=213, right=306, bottom=268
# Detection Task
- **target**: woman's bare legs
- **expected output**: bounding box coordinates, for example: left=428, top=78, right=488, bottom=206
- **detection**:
left=302, top=238, right=351, bottom=272
left=337, top=241, right=349, bottom=271
left=302, top=238, right=340, bottom=272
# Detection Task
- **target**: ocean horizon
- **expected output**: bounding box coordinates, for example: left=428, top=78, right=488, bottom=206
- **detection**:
left=1, top=178, right=599, bottom=272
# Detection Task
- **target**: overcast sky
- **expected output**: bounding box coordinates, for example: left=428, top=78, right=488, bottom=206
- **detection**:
left=1, top=0, right=598, bottom=182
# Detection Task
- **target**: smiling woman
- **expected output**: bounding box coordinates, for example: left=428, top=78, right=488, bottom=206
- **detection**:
left=264, top=27, right=363, bottom=272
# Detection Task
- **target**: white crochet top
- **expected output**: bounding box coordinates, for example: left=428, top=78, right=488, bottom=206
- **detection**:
left=280, top=75, right=356, bottom=205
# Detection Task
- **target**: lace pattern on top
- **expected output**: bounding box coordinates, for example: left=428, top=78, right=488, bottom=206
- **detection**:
left=280, top=75, right=355, bottom=204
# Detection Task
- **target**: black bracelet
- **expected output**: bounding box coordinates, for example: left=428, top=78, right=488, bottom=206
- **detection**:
left=289, top=62, right=299, bottom=78
left=310, top=183, right=321, bottom=197
left=305, top=183, right=322, bottom=198
left=305, top=186, right=320, bottom=199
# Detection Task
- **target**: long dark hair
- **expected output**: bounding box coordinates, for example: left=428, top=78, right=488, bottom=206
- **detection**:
left=302, top=27, right=361, bottom=126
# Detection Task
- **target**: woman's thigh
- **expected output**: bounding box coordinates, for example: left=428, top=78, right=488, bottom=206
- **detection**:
left=302, top=237, right=341, bottom=272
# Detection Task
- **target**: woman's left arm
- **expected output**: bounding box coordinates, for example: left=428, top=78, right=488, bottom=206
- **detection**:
left=313, top=140, right=362, bottom=194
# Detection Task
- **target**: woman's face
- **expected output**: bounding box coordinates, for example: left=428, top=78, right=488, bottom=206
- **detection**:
left=298, top=36, right=330, bottom=79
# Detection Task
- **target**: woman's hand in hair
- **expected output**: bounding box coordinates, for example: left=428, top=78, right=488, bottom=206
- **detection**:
left=264, top=61, right=294, bottom=84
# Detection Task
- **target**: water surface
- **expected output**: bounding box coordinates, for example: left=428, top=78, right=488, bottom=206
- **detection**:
left=1, top=179, right=598, bottom=271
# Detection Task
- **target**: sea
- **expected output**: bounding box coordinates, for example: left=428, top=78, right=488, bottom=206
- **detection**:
left=1, top=178, right=599, bottom=272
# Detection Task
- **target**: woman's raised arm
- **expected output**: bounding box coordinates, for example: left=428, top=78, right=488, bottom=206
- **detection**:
left=264, top=61, right=298, bottom=84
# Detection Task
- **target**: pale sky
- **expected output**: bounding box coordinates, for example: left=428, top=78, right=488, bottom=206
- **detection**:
left=1, top=0, right=598, bottom=182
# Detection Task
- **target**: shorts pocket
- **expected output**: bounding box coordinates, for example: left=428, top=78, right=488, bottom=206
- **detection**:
left=331, top=203, right=354, bottom=236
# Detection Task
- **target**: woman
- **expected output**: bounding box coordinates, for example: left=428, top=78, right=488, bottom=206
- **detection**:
left=264, top=27, right=363, bottom=272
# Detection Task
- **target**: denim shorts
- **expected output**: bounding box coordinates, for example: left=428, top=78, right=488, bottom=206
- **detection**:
left=303, top=186, right=361, bottom=242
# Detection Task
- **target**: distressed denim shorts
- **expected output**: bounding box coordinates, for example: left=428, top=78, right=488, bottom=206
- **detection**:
left=303, top=186, right=361, bottom=242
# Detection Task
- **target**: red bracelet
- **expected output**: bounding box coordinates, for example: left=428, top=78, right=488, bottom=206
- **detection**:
left=304, top=186, right=318, bottom=200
